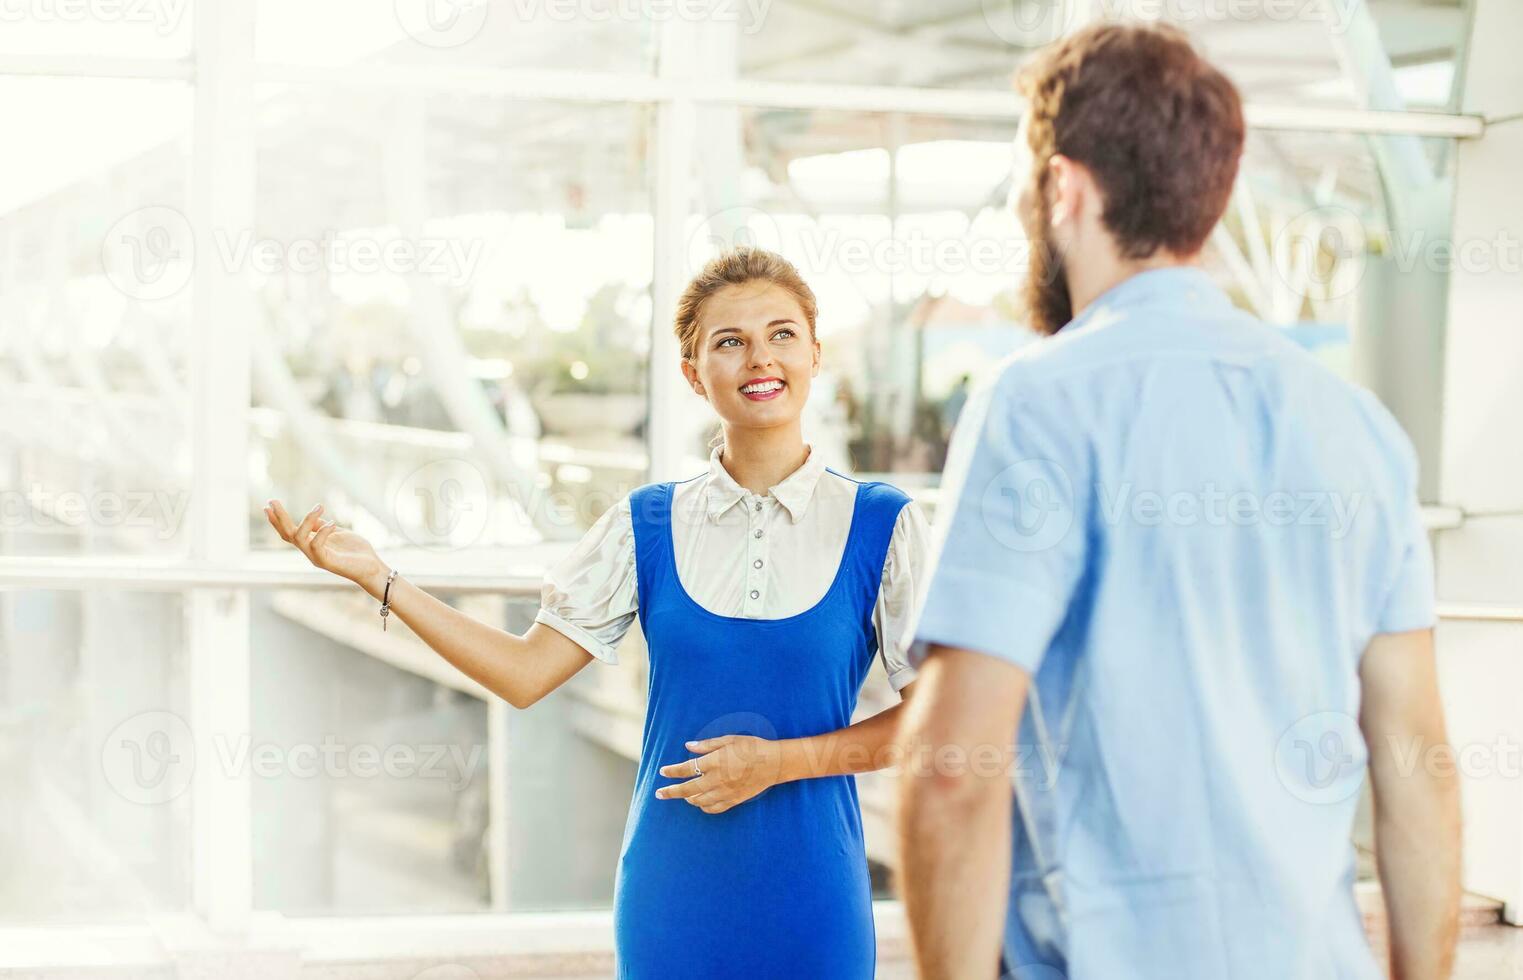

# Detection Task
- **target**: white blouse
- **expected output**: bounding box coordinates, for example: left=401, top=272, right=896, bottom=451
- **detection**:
left=535, top=444, right=929, bottom=692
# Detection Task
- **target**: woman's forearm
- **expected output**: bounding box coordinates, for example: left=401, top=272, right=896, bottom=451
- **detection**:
left=265, top=500, right=588, bottom=709
left=358, top=571, right=586, bottom=709
left=777, top=701, right=909, bottom=783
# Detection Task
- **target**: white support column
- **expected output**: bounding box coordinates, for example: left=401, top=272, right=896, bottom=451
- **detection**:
left=186, top=0, right=256, bottom=933
left=488, top=698, right=511, bottom=910
left=647, top=16, right=702, bottom=482
left=1434, top=0, right=1523, bottom=924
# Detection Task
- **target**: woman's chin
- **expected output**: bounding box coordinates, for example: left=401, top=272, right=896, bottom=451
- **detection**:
left=719, top=398, right=798, bottom=427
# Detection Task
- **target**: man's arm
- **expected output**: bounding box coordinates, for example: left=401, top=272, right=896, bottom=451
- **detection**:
left=896, top=646, right=1029, bottom=980
left=1358, top=627, right=1462, bottom=980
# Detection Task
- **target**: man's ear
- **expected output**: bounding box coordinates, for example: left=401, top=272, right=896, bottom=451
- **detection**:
left=1047, top=154, right=1085, bottom=229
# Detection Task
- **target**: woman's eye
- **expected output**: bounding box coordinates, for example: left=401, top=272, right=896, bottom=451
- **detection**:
left=716, top=337, right=741, bottom=348
left=773, top=328, right=796, bottom=340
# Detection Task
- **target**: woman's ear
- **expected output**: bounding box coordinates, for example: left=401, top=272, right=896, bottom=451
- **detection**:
left=681, top=357, right=706, bottom=398
left=812, top=341, right=821, bottom=377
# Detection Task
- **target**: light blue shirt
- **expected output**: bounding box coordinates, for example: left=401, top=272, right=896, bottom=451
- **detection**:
left=908, top=267, right=1436, bottom=980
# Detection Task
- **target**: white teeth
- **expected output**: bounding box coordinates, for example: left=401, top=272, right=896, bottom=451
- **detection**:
left=741, top=380, right=783, bottom=394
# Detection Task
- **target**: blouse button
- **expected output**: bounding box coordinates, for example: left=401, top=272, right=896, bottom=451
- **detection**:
left=753, top=559, right=763, bottom=569
left=754, top=529, right=763, bottom=538
left=750, top=590, right=760, bottom=600
left=754, top=501, right=762, bottom=512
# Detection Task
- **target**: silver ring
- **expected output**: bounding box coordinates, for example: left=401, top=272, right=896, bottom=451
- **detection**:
left=693, top=763, right=704, bottom=777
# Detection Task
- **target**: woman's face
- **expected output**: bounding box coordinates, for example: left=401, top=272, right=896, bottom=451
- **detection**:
left=683, top=280, right=820, bottom=433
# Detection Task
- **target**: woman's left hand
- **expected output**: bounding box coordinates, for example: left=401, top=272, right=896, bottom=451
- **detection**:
left=655, top=734, right=785, bottom=814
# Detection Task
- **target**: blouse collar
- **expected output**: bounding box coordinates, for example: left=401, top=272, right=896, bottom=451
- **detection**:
left=703, top=443, right=826, bottom=524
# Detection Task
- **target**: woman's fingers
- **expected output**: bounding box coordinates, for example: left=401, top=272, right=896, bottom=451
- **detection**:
left=689, top=791, right=731, bottom=814
left=656, top=776, right=704, bottom=800
left=267, top=499, right=302, bottom=541
left=283, top=505, right=323, bottom=559
left=658, top=758, right=706, bottom=780
left=265, top=500, right=327, bottom=565
left=310, top=521, right=338, bottom=556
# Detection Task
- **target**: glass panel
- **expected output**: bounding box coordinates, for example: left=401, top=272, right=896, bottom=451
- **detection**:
left=251, top=583, right=908, bottom=912
left=249, top=91, right=653, bottom=554
left=698, top=106, right=1454, bottom=487
left=1220, top=128, right=1457, bottom=365
left=251, top=585, right=643, bottom=914
left=738, top=0, right=1055, bottom=90
left=0, top=78, right=194, bottom=558
left=0, top=589, right=190, bottom=923
left=736, top=0, right=1472, bottom=111
left=1190, top=0, right=1472, bottom=111
left=1218, top=128, right=1456, bottom=500
left=0, top=0, right=193, bottom=59
left=255, top=0, right=657, bottom=73
left=689, top=107, right=1031, bottom=478
left=251, top=585, right=498, bottom=913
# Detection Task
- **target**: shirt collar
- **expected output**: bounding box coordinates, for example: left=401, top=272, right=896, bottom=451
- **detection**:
left=703, top=444, right=826, bottom=524
left=1063, top=265, right=1231, bottom=334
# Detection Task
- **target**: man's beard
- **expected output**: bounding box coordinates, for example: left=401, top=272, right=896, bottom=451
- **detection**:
left=1020, top=192, right=1073, bottom=336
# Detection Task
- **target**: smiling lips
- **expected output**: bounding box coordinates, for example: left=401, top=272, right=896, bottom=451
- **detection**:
left=740, top=377, right=785, bottom=401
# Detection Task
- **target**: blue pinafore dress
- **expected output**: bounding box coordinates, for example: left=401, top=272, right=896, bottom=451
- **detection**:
left=612, top=472, right=910, bottom=979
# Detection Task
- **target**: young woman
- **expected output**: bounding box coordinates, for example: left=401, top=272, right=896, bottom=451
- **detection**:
left=265, top=246, right=928, bottom=979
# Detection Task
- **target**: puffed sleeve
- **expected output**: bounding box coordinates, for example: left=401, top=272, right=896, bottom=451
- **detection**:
left=533, top=496, right=638, bottom=665
left=873, top=499, right=931, bottom=692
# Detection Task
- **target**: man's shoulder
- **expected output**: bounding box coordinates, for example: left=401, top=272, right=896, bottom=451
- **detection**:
left=991, top=297, right=1339, bottom=390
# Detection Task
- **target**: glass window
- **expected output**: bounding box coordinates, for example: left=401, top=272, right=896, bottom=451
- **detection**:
left=736, top=0, right=1472, bottom=111
left=252, top=586, right=494, bottom=913
left=693, top=106, right=1455, bottom=490
left=255, top=0, right=657, bottom=73
left=0, top=0, right=194, bottom=59
left=249, top=91, right=653, bottom=553
left=0, top=590, right=190, bottom=923
left=0, top=78, right=194, bottom=558
left=685, top=107, right=1027, bottom=477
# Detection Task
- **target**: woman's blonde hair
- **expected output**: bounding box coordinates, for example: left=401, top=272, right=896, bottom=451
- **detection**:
left=673, top=246, right=818, bottom=361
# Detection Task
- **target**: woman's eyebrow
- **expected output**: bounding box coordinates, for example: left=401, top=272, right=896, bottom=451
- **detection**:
left=709, top=319, right=798, bottom=336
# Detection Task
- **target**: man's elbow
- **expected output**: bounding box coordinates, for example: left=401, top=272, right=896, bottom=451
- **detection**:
left=897, top=735, right=1007, bottom=826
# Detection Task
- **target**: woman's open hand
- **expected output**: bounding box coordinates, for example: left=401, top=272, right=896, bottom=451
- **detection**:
left=264, top=499, right=387, bottom=594
left=654, top=734, right=785, bottom=815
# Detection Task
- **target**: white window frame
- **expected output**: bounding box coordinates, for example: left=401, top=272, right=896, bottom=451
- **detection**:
left=2, top=0, right=1517, bottom=965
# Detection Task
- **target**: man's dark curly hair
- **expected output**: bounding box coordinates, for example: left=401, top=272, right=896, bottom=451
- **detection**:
left=1018, top=21, right=1246, bottom=259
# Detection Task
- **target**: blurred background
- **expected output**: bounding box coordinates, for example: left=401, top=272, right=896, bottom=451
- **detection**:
left=2, top=0, right=1520, bottom=976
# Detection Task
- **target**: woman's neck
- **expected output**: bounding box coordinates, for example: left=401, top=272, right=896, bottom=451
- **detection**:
left=717, top=422, right=809, bottom=495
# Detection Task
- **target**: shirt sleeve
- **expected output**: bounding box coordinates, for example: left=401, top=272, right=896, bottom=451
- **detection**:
left=907, top=373, right=1090, bottom=676
left=533, top=496, right=638, bottom=665
left=1374, top=432, right=1437, bottom=634
left=873, top=500, right=931, bottom=692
